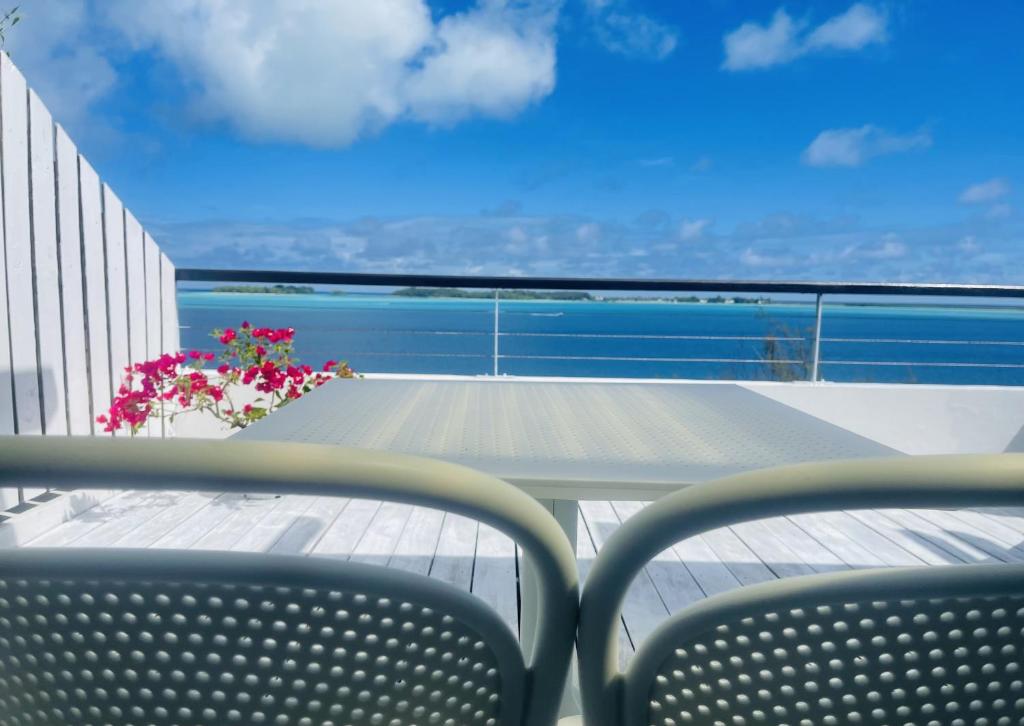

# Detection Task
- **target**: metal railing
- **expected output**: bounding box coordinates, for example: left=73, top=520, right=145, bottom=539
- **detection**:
left=176, top=269, right=1024, bottom=383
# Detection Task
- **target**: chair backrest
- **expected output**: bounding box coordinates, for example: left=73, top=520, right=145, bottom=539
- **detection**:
left=577, top=454, right=1024, bottom=726
left=0, top=436, right=580, bottom=726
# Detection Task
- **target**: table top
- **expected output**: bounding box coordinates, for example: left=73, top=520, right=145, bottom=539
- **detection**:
left=234, top=379, right=899, bottom=499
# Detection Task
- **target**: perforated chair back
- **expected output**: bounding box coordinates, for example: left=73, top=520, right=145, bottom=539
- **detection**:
left=0, top=437, right=579, bottom=726
left=576, top=454, right=1024, bottom=726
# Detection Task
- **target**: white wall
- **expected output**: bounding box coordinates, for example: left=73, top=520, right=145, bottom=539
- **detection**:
left=0, top=53, right=180, bottom=510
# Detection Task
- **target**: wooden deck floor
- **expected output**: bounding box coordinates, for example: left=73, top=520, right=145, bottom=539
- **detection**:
left=15, top=491, right=1024, bottom=666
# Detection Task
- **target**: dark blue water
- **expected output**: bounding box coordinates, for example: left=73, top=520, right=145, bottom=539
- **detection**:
left=179, top=293, right=1024, bottom=385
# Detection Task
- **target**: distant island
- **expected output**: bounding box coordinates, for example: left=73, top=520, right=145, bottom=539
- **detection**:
left=213, top=284, right=315, bottom=295
left=392, top=287, right=769, bottom=304
left=393, top=287, right=593, bottom=301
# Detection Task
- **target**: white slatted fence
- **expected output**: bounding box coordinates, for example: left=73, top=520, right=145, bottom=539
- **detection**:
left=0, top=52, right=180, bottom=511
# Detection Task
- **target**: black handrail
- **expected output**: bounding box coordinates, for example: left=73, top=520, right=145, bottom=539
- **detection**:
left=174, top=268, right=1024, bottom=298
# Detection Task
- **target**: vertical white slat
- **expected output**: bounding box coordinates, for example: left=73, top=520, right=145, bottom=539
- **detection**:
left=144, top=233, right=161, bottom=358
left=124, top=210, right=146, bottom=365
left=103, top=184, right=129, bottom=424
left=28, top=90, right=67, bottom=435
left=122, top=210, right=150, bottom=436
left=159, top=253, right=177, bottom=438
left=0, top=54, right=42, bottom=436
left=54, top=125, right=90, bottom=435
left=0, top=57, right=16, bottom=510
left=79, top=157, right=110, bottom=434
left=160, top=253, right=178, bottom=353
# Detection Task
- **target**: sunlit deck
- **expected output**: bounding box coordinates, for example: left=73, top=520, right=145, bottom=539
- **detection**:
left=11, top=485, right=1024, bottom=667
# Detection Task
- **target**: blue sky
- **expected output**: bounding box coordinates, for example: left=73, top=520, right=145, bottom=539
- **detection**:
left=11, top=0, right=1023, bottom=281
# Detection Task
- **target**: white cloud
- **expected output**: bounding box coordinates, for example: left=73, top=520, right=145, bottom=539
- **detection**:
left=679, top=218, right=711, bottom=241
left=856, top=236, right=905, bottom=259
left=958, top=235, right=980, bottom=253
left=576, top=222, right=601, bottom=242
left=585, top=0, right=678, bottom=61
left=959, top=177, right=1010, bottom=204
left=102, top=0, right=559, bottom=147
left=986, top=203, right=1012, bottom=220
left=690, top=155, right=713, bottom=173
left=805, top=3, right=888, bottom=51
left=740, top=247, right=795, bottom=268
left=722, top=9, right=801, bottom=71
left=723, top=3, right=887, bottom=71
left=802, top=125, right=931, bottom=167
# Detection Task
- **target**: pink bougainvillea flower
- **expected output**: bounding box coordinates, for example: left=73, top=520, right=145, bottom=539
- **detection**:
left=100, top=321, right=356, bottom=434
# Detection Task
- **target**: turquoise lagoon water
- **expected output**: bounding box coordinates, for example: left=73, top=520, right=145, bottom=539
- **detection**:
left=178, top=292, right=1024, bottom=385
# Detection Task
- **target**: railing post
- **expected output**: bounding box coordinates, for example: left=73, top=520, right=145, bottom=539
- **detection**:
left=810, top=293, right=824, bottom=382
left=493, top=289, right=500, bottom=376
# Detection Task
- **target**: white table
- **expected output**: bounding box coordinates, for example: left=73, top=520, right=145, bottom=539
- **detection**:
left=234, top=378, right=898, bottom=652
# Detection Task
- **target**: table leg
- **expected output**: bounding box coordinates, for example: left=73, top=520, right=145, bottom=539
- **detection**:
left=521, top=498, right=581, bottom=719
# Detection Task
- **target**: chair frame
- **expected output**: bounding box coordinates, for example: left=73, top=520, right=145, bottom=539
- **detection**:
left=577, top=454, right=1024, bottom=726
left=0, top=436, right=580, bottom=726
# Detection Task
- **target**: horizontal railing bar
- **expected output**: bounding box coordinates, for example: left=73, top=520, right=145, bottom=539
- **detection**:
left=822, top=337, right=1024, bottom=346
left=333, top=352, right=490, bottom=358
left=498, top=332, right=807, bottom=342
left=175, top=268, right=1024, bottom=298
left=824, top=360, right=1024, bottom=369
left=497, top=355, right=804, bottom=364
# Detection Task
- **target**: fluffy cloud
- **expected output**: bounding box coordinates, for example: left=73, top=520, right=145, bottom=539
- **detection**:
left=959, top=178, right=1010, bottom=204
left=94, top=0, right=559, bottom=147
left=802, top=125, right=931, bottom=167
left=584, top=0, right=677, bottom=61
left=679, top=218, right=711, bottom=241
left=154, top=207, right=1023, bottom=285
left=723, top=3, right=887, bottom=71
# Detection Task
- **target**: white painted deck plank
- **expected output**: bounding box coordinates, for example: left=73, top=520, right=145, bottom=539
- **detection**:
left=844, top=509, right=966, bottom=566
left=109, top=492, right=218, bottom=548
left=576, top=502, right=633, bottom=669
left=69, top=491, right=193, bottom=547
left=151, top=493, right=246, bottom=549
left=584, top=501, right=668, bottom=650
left=946, top=509, right=1024, bottom=551
left=669, top=530, right=742, bottom=597
left=428, top=512, right=478, bottom=592
left=729, top=520, right=819, bottom=579
left=700, top=525, right=778, bottom=586
left=757, top=515, right=850, bottom=572
left=269, top=496, right=349, bottom=555
left=190, top=494, right=293, bottom=551
left=472, top=522, right=518, bottom=633
left=311, top=498, right=381, bottom=559
left=27, top=491, right=156, bottom=546
left=349, top=502, right=414, bottom=566
left=816, top=511, right=927, bottom=567
left=229, top=495, right=319, bottom=553
left=611, top=501, right=705, bottom=613
left=874, top=508, right=1001, bottom=564
left=787, top=512, right=889, bottom=569
left=389, top=505, right=445, bottom=575
left=909, top=507, right=1024, bottom=563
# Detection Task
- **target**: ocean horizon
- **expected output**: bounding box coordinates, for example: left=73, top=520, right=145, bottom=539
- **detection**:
left=178, top=291, right=1024, bottom=386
